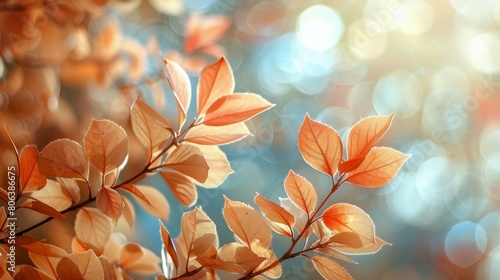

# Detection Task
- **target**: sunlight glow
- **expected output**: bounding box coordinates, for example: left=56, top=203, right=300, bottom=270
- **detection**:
left=297, top=5, right=344, bottom=52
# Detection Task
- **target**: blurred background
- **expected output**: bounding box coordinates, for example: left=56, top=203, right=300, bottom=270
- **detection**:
left=1, top=0, right=500, bottom=279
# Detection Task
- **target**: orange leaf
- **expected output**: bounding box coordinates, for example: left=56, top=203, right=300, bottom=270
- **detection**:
left=255, top=248, right=281, bottom=279
left=118, top=242, right=162, bottom=274
left=19, top=145, right=46, bottom=193
left=311, top=255, right=353, bottom=280
left=314, top=247, right=357, bottom=264
left=57, top=177, right=81, bottom=204
left=254, top=193, right=295, bottom=238
left=0, top=188, right=8, bottom=204
left=284, top=170, right=317, bottom=215
left=160, top=171, right=197, bottom=207
left=162, top=58, right=191, bottom=128
left=16, top=237, right=66, bottom=257
left=192, top=145, right=233, bottom=188
left=130, top=97, right=172, bottom=159
left=279, top=197, right=312, bottom=238
left=335, top=236, right=391, bottom=255
left=202, top=93, right=274, bottom=126
left=122, top=197, right=136, bottom=230
left=197, top=243, right=264, bottom=274
left=223, top=196, right=271, bottom=251
left=325, top=232, right=364, bottom=249
left=184, top=123, right=251, bottom=145
left=119, top=183, right=154, bottom=208
left=159, top=220, right=179, bottom=273
left=322, top=203, right=375, bottom=246
left=197, top=57, right=234, bottom=116
left=346, top=147, right=409, bottom=188
left=20, top=200, right=67, bottom=221
left=74, top=207, right=113, bottom=255
left=297, top=114, right=342, bottom=176
left=30, top=179, right=72, bottom=211
left=180, top=207, right=217, bottom=259
left=96, top=187, right=124, bottom=222
left=184, top=15, right=231, bottom=53
left=134, top=185, right=170, bottom=220
left=14, top=265, right=52, bottom=280
left=56, top=250, right=104, bottom=279
left=163, top=144, right=209, bottom=183
left=38, top=139, right=89, bottom=180
left=29, top=245, right=67, bottom=279
left=347, top=114, right=394, bottom=161
left=84, top=119, right=128, bottom=175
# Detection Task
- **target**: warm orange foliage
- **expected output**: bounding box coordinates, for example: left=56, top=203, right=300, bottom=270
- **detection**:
left=0, top=57, right=408, bottom=280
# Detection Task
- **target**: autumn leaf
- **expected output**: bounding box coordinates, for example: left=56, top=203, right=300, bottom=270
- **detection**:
left=56, top=250, right=104, bottom=280
left=284, top=170, right=317, bottom=215
left=202, top=93, right=274, bottom=126
left=122, top=197, right=135, bottom=230
left=346, top=147, right=409, bottom=188
left=162, top=144, right=209, bottom=183
left=197, top=243, right=264, bottom=274
left=298, top=114, right=343, bottom=176
left=159, top=220, right=179, bottom=273
left=197, top=57, right=234, bottom=116
left=131, top=97, right=172, bottom=159
left=133, top=185, right=170, bottom=220
left=14, top=265, right=52, bottom=280
left=311, top=255, right=353, bottom=280
left=16, top=238, right=67, bottom=258
left=192, top=145, right=233, bottom=188
left=19, top=145, right=46, bottom=193
left=30, top=179, right=72, bottom=211
left=38, top=139, right=89, bottom=180
left=335, top=236, right=391, bottom=255
left=314, top=247, right=357, bottom=264
left=84, top=119, right=128, bottom=175
left=255, top=248, right=281, bottom=279
left=160, top=171, right=197, bottom=207
left=20, top=200, right=67, bottom=221
left=162, top=58, right=191, bottom=128
left=180, top=207, right=217, bottom=259
left=184, top=123, right=251, bottom=145
left=184, top=14, right=231, bottom=53
left=29, top=245, right=67, bottom=279
left=57, top=177, right=81, bottom=204
left=96, top=187, right=124, bottom=222
left=254, top=193, right=295, bottom=238
left=223, top=196, right=271, bottom=252
left=118, top=243, right=162, bottom=275
left=347, top=114, right=394, bottom=161
left=119, top=183, right=154, bottom=208
left=74, top=207, right=113, bottom=255
left=279, top=197, right=312, bottom=238
left=322, top=203, right=375, bottom=247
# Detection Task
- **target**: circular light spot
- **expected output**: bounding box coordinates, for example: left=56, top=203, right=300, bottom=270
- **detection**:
left=468, top=33, right=500, bottom=74
left=445, top=221, right=487, bottom=268
left=432, top=67, right=470, bottom=92
left=316, top=107, right=354, bottom=135
left=345, top=19, right=388, bottom=60
left=398, top=0, right=434, bottom=35
left=297, top=5, right=344, bottom=52
left=485, top=246, right=500, bottom=279
left=416, top=157, right=456, bottom=204
left=363, top=0, right=401, bottom=32
left=373, top=71, right=423, bottom=118
left=485, top=154, right=500, bottom=180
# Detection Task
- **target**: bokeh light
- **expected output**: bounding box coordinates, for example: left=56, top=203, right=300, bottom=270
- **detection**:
left=444, top=221, right=487, bottom=268
left=297, top=5, right=344, bottom=52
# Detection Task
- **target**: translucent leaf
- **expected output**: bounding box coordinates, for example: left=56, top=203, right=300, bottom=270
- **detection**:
left=197, top=57, right=234, bottom=116
left=184, top=14, right=231, bottom=53
left=30, top=179, right=72, bottom=211
left=255, top=248, right=281, bottom=279
left=160, top=171, right=197, bottom=207
left=346, top=147, right=409, bottom=188
left=119, top=183, right=154, bottom=208
left=20, top=200, right=66, bottom=221
left=184, top=123, right=251, bottom=145
left=29, top=245, right=67, bottom=279
left=159, top=220, right=179, bottom=275
left=279, top=198, right=311, bottom=238
left=297, top=114, right=342, bottom=176
left=322, top=203, right=375, bottom=247
left=254, top=193, right=295, bottom=238
left=130, top=97, right=172, bottom=159
left=38, top=139, right=89, bottom=180
left=74, top=207, right=113, bottom=255
left=284, top=170, right=317, bottom=215
left=57, top=177, right=81, bottom=204
left=335, top=236, right=391, bottom=255
left=56, top=250, right=104, bottom=279
left=96, top=187, right=124, bottom=222
left=14, top=265, right=52, bottom=280
left=134, top=185, right=170, bottom=220
left=197, top=243, right=264, bottom=274
left=119, top=243, right=162, bottom=274
left=181, top=208, right=217, bottom=259
left=122, top=197, right=136, bottom=231
left=311, top=255, right=353, bottom=280
left=162, top=58, right=191, bottom=128
left=163, top=144, right=209, bottom=183
left=19, top=145, right=46, bottom=193
left=223, top=196, right=271, bottom=251
left=203, top=93, right=274, bottom=126
left=16, top=238, right=66, bottom=258
left=347, top=114, right=394, bottom=161
left=84, top=119, right=128, bottom=175
left=193, top=145, right=233, bottom=188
